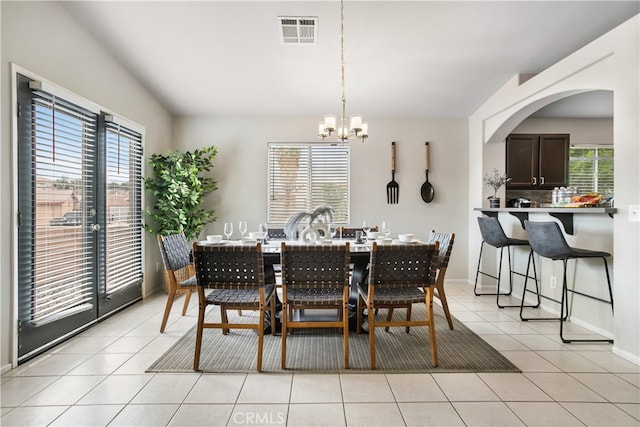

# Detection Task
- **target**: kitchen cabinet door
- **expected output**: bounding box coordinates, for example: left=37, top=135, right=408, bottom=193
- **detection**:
left=538, top=134, right=569, bottom=189
left=506, top=134, right=538, bottom=189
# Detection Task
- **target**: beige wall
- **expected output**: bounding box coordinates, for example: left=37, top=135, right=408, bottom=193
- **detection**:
left=173, top=116, right=470, bottom=279
left=1, top=1, right=173, bottom=371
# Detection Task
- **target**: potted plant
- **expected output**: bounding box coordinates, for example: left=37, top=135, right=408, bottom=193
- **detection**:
left=143, top=146, right=218, bottom=241
left=483, top=168, right=510, bottom=208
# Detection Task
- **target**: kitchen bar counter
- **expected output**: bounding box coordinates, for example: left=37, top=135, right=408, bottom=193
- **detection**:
left=474, top=207, right=617, bottom=235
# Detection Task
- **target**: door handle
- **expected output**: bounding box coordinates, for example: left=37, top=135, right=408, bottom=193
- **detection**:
left=91, top=224, right=101, bottom=232
left=540, top=176, right=545, bottom=185
left=532, top=177, right=537, bottom=185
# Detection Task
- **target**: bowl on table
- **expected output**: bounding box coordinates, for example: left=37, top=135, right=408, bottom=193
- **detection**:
left=206, top=235, right=223, bottom=244
left=376, top=237, right=392, bottom=245
left=248, top=232, right=260, bottom=240
left=367, top=231, right=380, bottom=240
left=397, top=233, right=414, bottom=243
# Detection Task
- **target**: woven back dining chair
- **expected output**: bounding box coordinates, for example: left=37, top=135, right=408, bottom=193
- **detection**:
left=280, top=242, right=351, bottom=369
left=384, top=231, right=456, bottom=331
left=192, top=242, right=276, bottom=372
left=157, top=233, right=196, bottom=333
left=357, top=242, right=440, bottom=369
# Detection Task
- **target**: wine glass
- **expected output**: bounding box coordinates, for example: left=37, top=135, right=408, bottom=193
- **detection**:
left=238, top=221, right=247, bottom=240
left=362, top=220, right=371, bottom=238
left=258, top=223, right=268, bottom=243
left=381, top=221, right=391, bottom=238
left=223, top=222, right=233, bottom=244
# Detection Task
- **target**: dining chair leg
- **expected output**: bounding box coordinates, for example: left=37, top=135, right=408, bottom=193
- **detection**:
left=368, top=300, right=377, bottom=370
left=270, top=294, right=277, bottom=336
left=257, top=305, right=264, bottom=372
left=181, top=289, right=192, bottom=315
left=435, top=283, right=454, bottom=330
left=426, top=287, right=438, bottom=367
left=193, top=287, right=207, bottom=371
left=281, top=302, right=288, bottom=369
left=160, top=288, right=177, bottom=333
left=220, top=307, right=230, bottom=335
left=405, top=305, right=412, bottom=333
left=343, top=288, right=350, bottom=368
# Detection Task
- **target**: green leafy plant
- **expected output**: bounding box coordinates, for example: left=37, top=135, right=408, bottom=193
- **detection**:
left=483, top=168, right=510, bottom=198
left=143, top=146, right=218, bottom=240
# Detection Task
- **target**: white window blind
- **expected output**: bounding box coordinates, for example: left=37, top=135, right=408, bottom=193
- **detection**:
left=568, top=146, right=614, bottom=196
left=268, top=143, right=349, bottom=224
left=104, top=121, right=143, bottom=294
left=28, top=91, right=98, bottom=323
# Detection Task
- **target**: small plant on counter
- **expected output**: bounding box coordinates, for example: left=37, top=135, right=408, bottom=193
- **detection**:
left=483, top=168, right=511, bottom=198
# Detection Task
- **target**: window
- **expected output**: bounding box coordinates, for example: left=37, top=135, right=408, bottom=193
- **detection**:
left=268, top=143, right=349, bottom=224
left=568, top=146, right=614, bottom=196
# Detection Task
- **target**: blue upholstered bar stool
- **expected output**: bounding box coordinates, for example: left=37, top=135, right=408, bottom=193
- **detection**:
left=520, top=220, right=613, bottom=343
left=474, top=216, right=539, bottom=308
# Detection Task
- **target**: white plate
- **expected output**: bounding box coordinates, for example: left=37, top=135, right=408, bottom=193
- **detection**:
left=198, top=240, right=224, bottom=245
left=243, top=237, right=257, bottom=242
left=398, top=239, right=419, bottom=244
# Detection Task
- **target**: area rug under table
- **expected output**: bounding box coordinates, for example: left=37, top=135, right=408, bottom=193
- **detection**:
left=147, top=307, right=520, bottom=373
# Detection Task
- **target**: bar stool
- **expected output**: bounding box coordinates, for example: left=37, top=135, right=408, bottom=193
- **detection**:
left=474, top=216, right=539, bottom=308
left=520, top=220, right=613, bottom=343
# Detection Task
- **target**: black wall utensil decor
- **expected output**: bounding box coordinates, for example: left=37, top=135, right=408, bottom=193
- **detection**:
left=421, top=142, right=435, bottom=203
left=386, top=141, right=399, bottom=204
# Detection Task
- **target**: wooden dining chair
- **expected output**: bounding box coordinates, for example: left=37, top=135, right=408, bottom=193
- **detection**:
left=384, top=231, right=456, bottom=330
left=192, top=242, right=276, bottom=372
left=280, top=242, right=351, bottom=369
left=357, top=241, right=440, bottom=369
left=157, top=233, right=196, bottom=333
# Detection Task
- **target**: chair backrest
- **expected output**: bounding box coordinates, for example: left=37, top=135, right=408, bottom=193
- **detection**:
left=368, top=242, right=439, bottom=289
left=192, top=243, right=265, bottom=290
left=426, top=230, right=455, bottom=271
left=268, top=228, right=289, bottom=240
left=337, top=226, right=378, bottom=239
left=477, top=217, right=509, bottom=248
left=280, top=242, right=351, bottom=290
left=158, top=233, right=192, bottom=273
left=524, top=220, right=572, bottom=259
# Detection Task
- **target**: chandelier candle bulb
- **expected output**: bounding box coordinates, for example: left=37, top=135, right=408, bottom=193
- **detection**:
left=323, top=115, right=336, bottom=131
left=350, top=115, right=362, bottom=130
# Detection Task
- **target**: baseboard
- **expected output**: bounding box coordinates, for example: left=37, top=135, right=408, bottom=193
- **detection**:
left=1, top=363, right=13, bottom=375
left=612, top=346, right=640, bottom=366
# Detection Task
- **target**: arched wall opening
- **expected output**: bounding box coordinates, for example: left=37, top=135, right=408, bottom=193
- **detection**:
left=467, top=15, right=639, bottom=363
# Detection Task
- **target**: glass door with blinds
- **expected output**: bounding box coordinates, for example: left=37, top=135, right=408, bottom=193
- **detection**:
left=16, top=74, right=143, bottom=361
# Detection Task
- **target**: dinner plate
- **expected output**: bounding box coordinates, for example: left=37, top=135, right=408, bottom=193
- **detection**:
left=198, top=240, right=224, bottom=246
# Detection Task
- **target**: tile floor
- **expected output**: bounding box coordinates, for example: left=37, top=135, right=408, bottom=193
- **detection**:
left=1, top=282, right=639, bottom=426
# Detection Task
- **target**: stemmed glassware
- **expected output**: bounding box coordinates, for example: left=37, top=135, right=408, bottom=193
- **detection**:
left=330, top=223, right=338, bottom=240
left=381, top=221, right=391, bottom=238
left=362, top=220, right=371, bottom=238
left=223, top=222, right=233, bottom=244
left=238, top=221, right=247, bottom=240
left=258, top=223, right=268, bottom=244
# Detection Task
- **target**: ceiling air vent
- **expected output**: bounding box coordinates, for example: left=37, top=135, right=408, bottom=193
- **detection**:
left=278, top=16, right=317, bottom=44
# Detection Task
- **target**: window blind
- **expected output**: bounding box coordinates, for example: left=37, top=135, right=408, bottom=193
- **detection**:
left=568, top=146, right=614, bottom=196
left=268, top=143, right=350, bottom=224
left=26, top=91, right=98, bottom=324
left=104, top=120, right=144, bottom=294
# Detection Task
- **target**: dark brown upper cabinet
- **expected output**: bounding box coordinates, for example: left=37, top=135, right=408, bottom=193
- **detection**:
left=506, top=133, right=569, bottom=190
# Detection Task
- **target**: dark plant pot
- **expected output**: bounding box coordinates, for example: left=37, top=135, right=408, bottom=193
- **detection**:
left=489, top=197, right=500, bottom=208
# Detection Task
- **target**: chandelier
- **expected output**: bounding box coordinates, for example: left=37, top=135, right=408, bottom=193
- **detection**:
left=317, top=0, right=368, bottom=143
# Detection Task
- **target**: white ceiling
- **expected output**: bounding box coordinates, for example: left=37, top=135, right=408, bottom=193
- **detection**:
left=62, top=1, right=639, bottom=119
